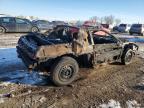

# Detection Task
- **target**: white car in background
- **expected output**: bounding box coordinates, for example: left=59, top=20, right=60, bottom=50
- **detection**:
left=118, top=24, right=131, bottom=33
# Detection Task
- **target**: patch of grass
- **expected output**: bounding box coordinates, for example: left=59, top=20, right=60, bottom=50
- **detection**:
left=0, top=88, right=10, bottom=94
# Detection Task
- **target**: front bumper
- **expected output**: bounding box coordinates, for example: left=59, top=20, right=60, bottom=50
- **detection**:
left=129, top=29, right=142, bottom=34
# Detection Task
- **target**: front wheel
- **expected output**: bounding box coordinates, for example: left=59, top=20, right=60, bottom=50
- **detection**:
left=50, top=57, right=79, bottom=86
left=121, top=49, right=133, bottom=65
left=31, top=27, right=39, bottom=32
left=0, top=26, right=5, bottom=34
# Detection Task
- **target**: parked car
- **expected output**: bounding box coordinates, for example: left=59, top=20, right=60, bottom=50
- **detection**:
left=113, top=26, right=119, bottom=31
left=101, top=24, right=109, bottom=29
left=17, top=25, right=138, bottom=86
left=118, top=24, right=131, bottom=32
left=32, top=20, right=53, bottom=32
left=129, top=24, right=144, bottom=36
left=51, top=21, right=68, bottom=27
left=0, top=17, right=39, bottom=33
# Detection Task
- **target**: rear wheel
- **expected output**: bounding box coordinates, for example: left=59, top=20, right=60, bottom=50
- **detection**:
left=121, top=49, right=133, bottom=65
left=0, top=26, right=5, bottom=34
left=50, top=57, right=79, bottom=86
left=31, top=27, right=39, bottom=32
left=129, top=32, right=133, bottom=35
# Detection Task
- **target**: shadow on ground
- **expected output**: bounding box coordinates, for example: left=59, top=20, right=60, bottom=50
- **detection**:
left=0, top=48, right=54, bottom=86
left=133, top=85, right=144, bottom=91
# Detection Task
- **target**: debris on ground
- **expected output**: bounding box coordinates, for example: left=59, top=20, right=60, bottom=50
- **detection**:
left=0, top=33, right=144, bottom=107
left=99, top=99, right=121, bottom=108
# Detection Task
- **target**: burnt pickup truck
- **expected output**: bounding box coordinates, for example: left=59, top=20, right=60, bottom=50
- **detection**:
left=17, top=25, right=138, bottom=86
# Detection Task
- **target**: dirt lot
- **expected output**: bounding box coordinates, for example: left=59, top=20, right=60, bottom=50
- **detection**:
left=0, top=33, right=144, bottom=108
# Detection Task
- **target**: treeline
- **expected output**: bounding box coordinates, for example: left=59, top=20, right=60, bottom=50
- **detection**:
left=89, top=15, right=121, bottom=25
left=16, top=15, right=121, bottom=26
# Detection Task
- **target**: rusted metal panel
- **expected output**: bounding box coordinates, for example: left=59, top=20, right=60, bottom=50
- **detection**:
left=93, top=44, right=122, bottom=64
left=72, top=29, right=92, bottom=54
left=94, top=44, right=121, bottom=52
left=36, top=44, right=72, bottom=59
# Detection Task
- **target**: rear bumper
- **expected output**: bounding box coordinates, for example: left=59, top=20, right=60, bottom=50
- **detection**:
left=129, top=30, right=142, bottom=34
left=17, top=46, right=38, bottom=69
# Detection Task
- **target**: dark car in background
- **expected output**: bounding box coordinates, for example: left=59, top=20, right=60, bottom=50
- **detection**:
left=101, top=24, right=109, bottom=29
left=32, top=20, right=53, bottom=32
left=113, top=26, right=119, bottom=31
left=0, top=17, right=39, bottom=33
left=118, top=24, right=131, bottom=33
left=51, top=21, right=68, bottom=27
left=129, top=24, right=144, bottom=36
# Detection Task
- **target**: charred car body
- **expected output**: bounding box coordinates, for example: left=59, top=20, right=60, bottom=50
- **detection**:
left=17, top=25, right=138, bottom=86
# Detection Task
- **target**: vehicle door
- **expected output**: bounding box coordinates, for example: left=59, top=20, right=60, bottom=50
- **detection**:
left=37, top=20, right=49, bottom=30
left=93, top=31, right=122, bottom=63
left=1, top=17, right=16, bottom=32
left=15, top=18, right=32, bottom=32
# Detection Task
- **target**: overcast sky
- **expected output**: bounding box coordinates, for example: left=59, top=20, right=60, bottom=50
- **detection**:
left=0, top=0, right=144, bottom=23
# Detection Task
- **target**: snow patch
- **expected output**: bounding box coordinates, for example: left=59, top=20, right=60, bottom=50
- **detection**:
left=0, top=82, right=12, bottom=86
left=99, top=100, right=141, bottom=108
left=126, top=100, right=140, bottom=108
left=99, top=99, right=121, bottom=108
left=0, top=48, right=49, bottom=85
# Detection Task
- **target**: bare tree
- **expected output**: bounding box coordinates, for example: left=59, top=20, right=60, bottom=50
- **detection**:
left=29, top=16, right=35, bottom=20
left=100, top=17, right=104, bottom=24
left=89, top=16, right=99, bottom=25
left=103, top=15, right=115, bottom=25
left=16, top=15, right=26, bottom=19
left=76, top=20, right=84, bottom=26
left=115, top=19, right=121, bottom=25
left=88, top=15, right=122, bottom=26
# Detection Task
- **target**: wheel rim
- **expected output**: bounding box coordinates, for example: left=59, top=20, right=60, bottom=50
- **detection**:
left=59, top=65, right=74, bottom=81
left=32, top=27, right=38, bottom=32
left=0, top=27, right=4, bottom=33
left=125, top=51, right=132, bottom=63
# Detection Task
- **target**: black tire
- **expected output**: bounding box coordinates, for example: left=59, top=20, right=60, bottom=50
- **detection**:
left=0, top=26, right=5, bottom=34
left=31, top=27, right=39, bottom=32
left=141, top=32, right=144, bottom=36
left=121, top=49, right=133, bottom=65
left=50, top=57, right=79, bottom=86
left=129, top=32, right=133, bottom=35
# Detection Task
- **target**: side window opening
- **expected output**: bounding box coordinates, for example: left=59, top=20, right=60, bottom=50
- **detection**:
left=16, top=19, right=27, bottom=24
left=93, top=31, right=117, bottom=44
left=2, top=17, right=14, bottom=23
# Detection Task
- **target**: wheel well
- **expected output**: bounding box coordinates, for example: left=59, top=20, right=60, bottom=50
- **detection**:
left=59, top=54, right=92, bottom=68
left=57, top=54, right=78, bottom=64
left=32, top=26, right=39, bottom=31
left=0, top=26, right=6, bottom=31
left=123, top=43, right=138, bottom=56
left=124, top=44, right=133, bottom=51
left=124, top=43, right=138, bottom=51
left=43, top=53, right=92, bottom=71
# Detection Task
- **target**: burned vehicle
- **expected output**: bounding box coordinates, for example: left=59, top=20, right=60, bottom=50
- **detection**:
left=17, top=25, right=138, bottom=86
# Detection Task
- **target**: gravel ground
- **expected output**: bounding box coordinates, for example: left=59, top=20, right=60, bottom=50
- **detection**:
left=0, top=52, right=144, bottom=108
